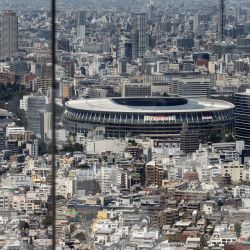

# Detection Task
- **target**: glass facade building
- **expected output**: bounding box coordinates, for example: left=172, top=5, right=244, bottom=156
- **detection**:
left=27, top=96, right=46, bottom=138
left=235, top=92, right=250, bottom=149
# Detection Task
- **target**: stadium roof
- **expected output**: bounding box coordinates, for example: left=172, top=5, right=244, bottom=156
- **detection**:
left=66, top=97, right=234, bottom=113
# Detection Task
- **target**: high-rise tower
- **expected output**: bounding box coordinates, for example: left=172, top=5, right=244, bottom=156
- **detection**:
left=27, top=96, right=46, bottom=138
left=131, top=12, right=147, bottom=59
left=77, top=11, right=87, bottom=26
left=219, top=0, right=225, bottom=42
left=0, top=10, right=18, bottom=58
left=235, top=91, right=250, bottom=149
left=76, top=11, right=87, bottom=39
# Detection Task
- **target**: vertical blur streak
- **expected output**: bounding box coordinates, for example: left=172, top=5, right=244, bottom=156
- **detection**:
left=51, top=0, right=56, bottom=249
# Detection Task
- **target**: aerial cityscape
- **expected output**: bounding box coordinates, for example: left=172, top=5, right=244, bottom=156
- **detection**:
left=0, top=0, right=250, bottom=249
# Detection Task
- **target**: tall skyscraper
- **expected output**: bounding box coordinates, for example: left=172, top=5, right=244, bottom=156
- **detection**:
left=27, top=96, right=46, bottom=138
left=76, top=11, right=86, bottom=39
left=131, top=12, right=147, bottom=59
left=77, top=11, right=87, bottom=26
left=235, top=91, right=250, bottom=149
left=236, top=3, right=241, bottom=22
left=219, top=0, right=225, bottom=42
left=0, top=10, right=18, bottom=58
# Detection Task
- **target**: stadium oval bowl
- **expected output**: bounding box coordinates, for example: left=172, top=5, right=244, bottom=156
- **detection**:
left=63, top=97, right=234, bottom=139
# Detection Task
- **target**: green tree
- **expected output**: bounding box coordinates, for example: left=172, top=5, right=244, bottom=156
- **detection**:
left=70, top=224, right=76, bottom=235
left=0, top=84, right=31, bottom=103
left=75, top=232, right=86, bottom=242
left=128, top=139, right=137, bottom=146
left=234, top=223, right=241, bottom=238
left=209, top=132, right=222, bottom=143
left=42, top=215, right=52, bottom=228
left=18, top=220, right=29, bottom=230
left=18, top=220, right=29, bottom=236
left=76, top=163, right=90, bottom=169
left=56, top=195, right=66, bottom=200
left=47, top=143, right=58, bottom=154
left=38, top=139, right=48, bottom=155
left=62, top=143, right=83, bottom=152
left=224, top=133, right=235, bottom=142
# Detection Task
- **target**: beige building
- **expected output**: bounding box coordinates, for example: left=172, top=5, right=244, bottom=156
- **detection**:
left=62, top=84, right=74, bottom=98
left=221, top=162, right=250, bottom=182
left=12, top=195, right=32, bottom=214
left=56, top=177, right=75, bottom=199
left=121, top=83, right=151, bottom=97
left=35, top=78, right=52, bottom=94
left=44, top=111, right=52, bottom=139
left=145, top=161, right=164, bottom=187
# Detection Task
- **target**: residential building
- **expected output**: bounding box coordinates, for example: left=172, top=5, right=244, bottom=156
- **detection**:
left=221, top=162, right=250, bottom=182
left=145, top=161, right=164, bottom=186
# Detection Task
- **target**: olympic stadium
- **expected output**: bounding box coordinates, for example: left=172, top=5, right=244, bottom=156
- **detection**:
left=63, top=97, right=234, bottom=139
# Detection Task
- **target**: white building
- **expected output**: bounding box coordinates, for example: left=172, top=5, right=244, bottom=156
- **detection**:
left=130, top=223, right=159, bottom=250
left=86, top=139, right=126, bottom=155
left=55, top=129, right=68, bottom=143
left=26, top=140, right=39, bottom=158
left=233, top=185, right=250, bottom=198
left=209, top=224, right=237, bottom=247
left=2, top=174, right=32, bottom=189
left=201, top=201, right=217, bottom=215
left=186, top=237, right=201, bottom=249
left=56, top=177, right=75, bottom=199
left=76, top=164, right=98, bottom=181
left=241, top=220, right=250, bottom=240
left=20, top=95, right=30, bottom=112
left=169, top=77, right=211, bottom=98
left=6, top=126, right=25, bottom=138
left=95, top=219, right=119, bottom=233
left=242, top=198, right=250, bottom=208
left=99, top=165, right=119, bottom=193
left=94, top=219, right=119, bottom=246
left=76, top=25, right=85, bottom=39
left=198, top=165, right=220, bottom=183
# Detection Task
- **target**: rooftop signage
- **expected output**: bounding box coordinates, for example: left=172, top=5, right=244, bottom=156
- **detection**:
left=144, top=115, right=176, bottom=122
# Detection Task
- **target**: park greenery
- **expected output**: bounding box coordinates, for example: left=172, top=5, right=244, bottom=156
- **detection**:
left=0, top=83, right=30, bottom=102
left=42, top=215, right=52, bottom=228
left=0, top=83, right=31, bottom=127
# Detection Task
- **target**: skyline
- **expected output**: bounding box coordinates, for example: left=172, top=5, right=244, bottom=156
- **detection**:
left=0, top=0, right=250, bottom=249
